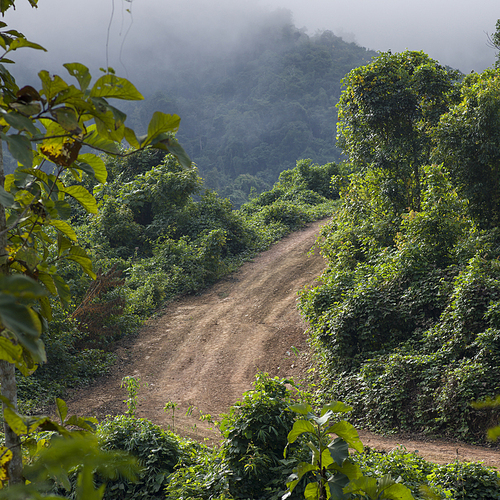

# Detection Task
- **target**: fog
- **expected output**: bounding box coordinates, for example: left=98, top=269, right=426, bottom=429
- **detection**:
left=4, top=0, right=499, bottom=89
left=266, top=0, right=499, bottom=72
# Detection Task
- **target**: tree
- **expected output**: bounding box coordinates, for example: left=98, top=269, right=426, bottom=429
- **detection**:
left=0, top=0, right=191, bottom=491
left=488, top=19, right=500, bottom=68
left=432, top=69, right=500, bottom=227
left=337, top=50, right=459, bottom=211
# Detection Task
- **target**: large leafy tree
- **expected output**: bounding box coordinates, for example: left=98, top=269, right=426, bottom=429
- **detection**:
left=337, top=50, right=459, bottom=211
left=432, top=69, right=500, bottom=227
left=0, top=0, right=191, bottom=492
left=488, top=18, right=500, bottom=68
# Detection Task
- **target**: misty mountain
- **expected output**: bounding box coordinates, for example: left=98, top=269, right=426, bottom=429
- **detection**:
left=129, top=19, right=377, bottom=205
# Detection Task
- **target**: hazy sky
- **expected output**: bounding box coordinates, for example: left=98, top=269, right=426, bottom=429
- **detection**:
left=4, top=0, right=499, bottom=86
left=265, top=0, right=499, bottom=71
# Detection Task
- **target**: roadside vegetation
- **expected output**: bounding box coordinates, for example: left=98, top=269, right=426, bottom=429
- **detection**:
left=36, top=374, right=500, bottom=500
left=1, top=0, right=500, bottom=497
left=299, top=52, right=500, bottom=445
left=17, top=155, right=339, bottom=413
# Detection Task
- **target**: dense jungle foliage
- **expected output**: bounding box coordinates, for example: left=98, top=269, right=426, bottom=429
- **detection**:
left=299, top=51, right=500, bottom=444
left=16, top=155, right=339, bottom=412
left=40, top=374, right=500, bottom=500
left=127, top=18, right=377, bottom=206
left=2, top=0, right=500, bottom=495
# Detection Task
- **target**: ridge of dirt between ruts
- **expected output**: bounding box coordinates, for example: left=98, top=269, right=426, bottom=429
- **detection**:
left=66, top=218, right=500, bottom=469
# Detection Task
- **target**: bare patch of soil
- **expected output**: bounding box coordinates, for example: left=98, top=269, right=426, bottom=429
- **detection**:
left=66, top=219, right=500, bottom=469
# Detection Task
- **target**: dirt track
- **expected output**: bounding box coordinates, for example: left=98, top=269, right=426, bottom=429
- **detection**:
left=66, top=219, right=500, bottom=469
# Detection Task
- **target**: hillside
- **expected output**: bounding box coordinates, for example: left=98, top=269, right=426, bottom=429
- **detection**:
left=129, top=21, right=377, bottom=205
left=65, top=219, right=327, bottom=440
left=65, top=219, right=500, bottom=468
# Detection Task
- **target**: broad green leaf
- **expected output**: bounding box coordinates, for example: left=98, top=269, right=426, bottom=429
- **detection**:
left=52, top=83, right=87, bottom=107
left=3, top=406, right=28, bottom=435
left=378, top=481, right=414, bottom=500
left=14, top=247, right=40, bottom=271
left=106, top=102, right=127, bottom=128
left=56, top=233, right=72, bottom=257
left=156, top=135, right=192, bottom=169
left=55, top=398, right=68, bottom=424
left=326, top=421, right=363, bottom=453
left=289, top=403, right=313, bottom=415
left=321, top=402, right=353, bottom=415
left=0, top=336, right=23, bottom=365
left=47, top=219, right=77, bottom=241
left=0, top=274, right=46, bottom=299
left=321, top=446, right=334, bottom=468
left=38, top=295, right=52, bottom=322
left=35, top=417, right=70, bottom=437
left=2, top=110, right=37, bottom=134
left=304, top=482, right=320, bottom=500
left=327, top=473, right=350, bottom=500
left=0, top=185, right=14, bottom=207
left=327, top=438, right=348, bottom=466
left=0, top=295, right=40, bottom=338
left=142, top=112, right=180, bottom=146
left=83, top=125, right=121, bottom=154
left=5, top=133, right=33, bottom=167
left=343, top=475, right=413, bottom=499
left=54, top=199, right=72, bottom=220
left=76, top=153, right=107, bottom=183
left=67, top=246, right=96, bottom=279
left=64, top=62, right=92, bottom=92
left=380, top=483, right=416, bottom=500
left=287, top=419, right=316, bottom=444
left=38, top=70, right=69, bottom=100
left=18, top=166, right=50, bottom=188
left=9, top=101, right=42, bottom=116
left=51, top=107, right=82, bottom=134
left=294, top=462, right=316, bottom=482
left=52, top=273, right=71, bottom=307
left=124, top=126, right=140, bottom=148
left=37, top=271, right=57, bottom=296
left=65, top=415, right=98, bottom=432
left=93, top=109, right=126, bottom=142
left=6, top=37, right=46, bottom=53
left=90, top=74, right=143, bottom=100
left=61, top=184, right=97, bottom=213
left=331, top=461, right=363, bottom=481
left=343, top=476, right=378, bottom=498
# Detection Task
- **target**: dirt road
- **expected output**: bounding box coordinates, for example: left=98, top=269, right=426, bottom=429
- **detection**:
left=66, top=219, right=500, bottom=468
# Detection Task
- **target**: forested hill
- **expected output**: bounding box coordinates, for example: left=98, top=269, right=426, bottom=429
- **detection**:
left=131, top=22, right=377, bottom=205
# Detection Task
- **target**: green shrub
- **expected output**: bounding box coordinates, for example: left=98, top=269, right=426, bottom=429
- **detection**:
left=299, top=164, right=500, bottom=441
left=428, top=461, right=500, bottom=500
left=354, top=449, right=500, bottom=500
left=97, top=416, right=186, bottom=500
left=166, top=373, right=307, bottom=500
left=17, top=309, right=115, bottom=413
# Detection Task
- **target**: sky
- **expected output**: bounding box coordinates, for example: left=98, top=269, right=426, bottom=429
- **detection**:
left=3, top=0, right=499, bottom=88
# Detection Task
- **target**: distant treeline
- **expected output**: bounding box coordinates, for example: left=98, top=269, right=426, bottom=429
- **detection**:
left=131, top=22, right=377, bottom=206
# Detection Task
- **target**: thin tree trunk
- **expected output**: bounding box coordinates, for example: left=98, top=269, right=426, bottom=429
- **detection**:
left=0, top=137, right=24, bottom=485
left=0, top=361, right=23, bottom=485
